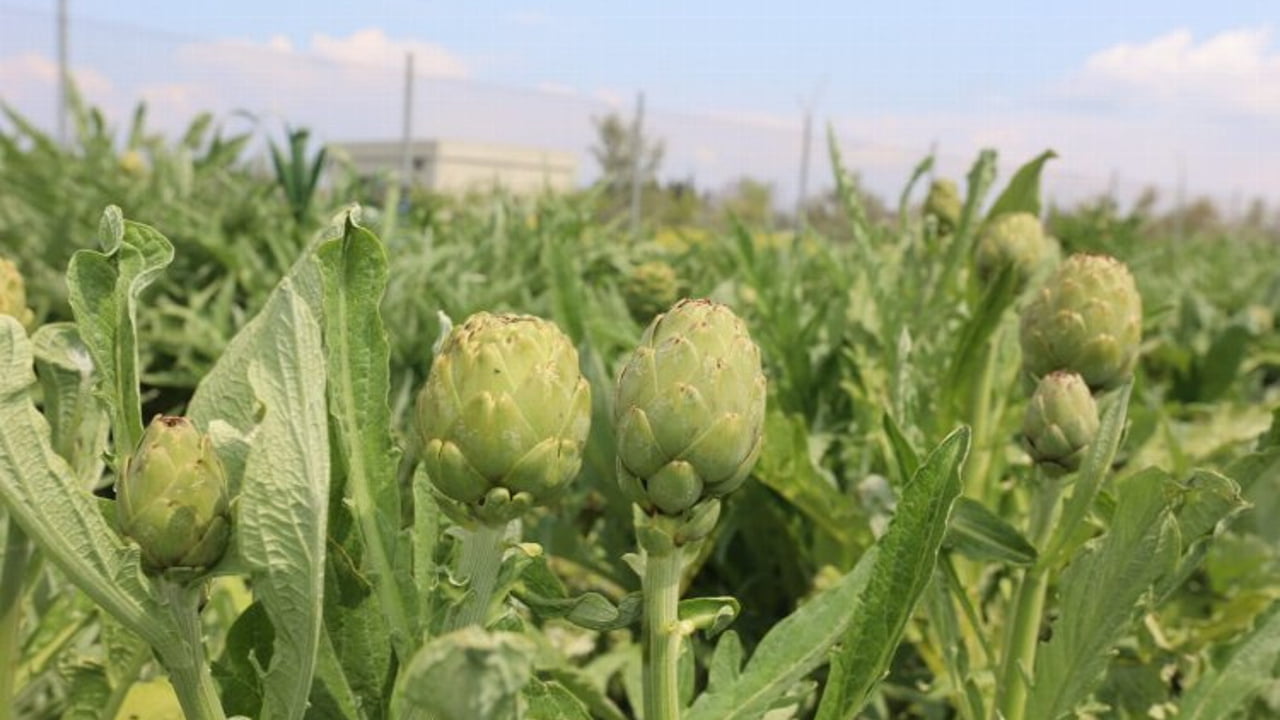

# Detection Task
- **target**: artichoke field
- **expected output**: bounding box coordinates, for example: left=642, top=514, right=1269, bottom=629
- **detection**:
left=0, top=126, right=1278, bottom=720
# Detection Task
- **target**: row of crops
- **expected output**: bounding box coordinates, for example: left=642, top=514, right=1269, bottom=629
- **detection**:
left=1, top=100, right=1279, bottom=719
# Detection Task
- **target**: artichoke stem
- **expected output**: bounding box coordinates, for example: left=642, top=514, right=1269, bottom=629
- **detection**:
left=450, top=521, right=508, bottom=631
left=642, top=549, right=684, bottom=720
left=996, top=473, right=1062, bottom=720
left=158, top=580, right=226, bottom=720
left=0, top=521, right=32, bottom=720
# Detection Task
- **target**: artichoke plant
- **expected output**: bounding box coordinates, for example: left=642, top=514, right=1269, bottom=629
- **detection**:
left=0, top=256, right=34, bottom=330
left=614, top=299, right=767, bottom=519
left=1020, top=253, right=1143, bottom=391
left=117, top=416, right=231, bottom=573
left=623, top=261, right=680, bottom=323
left=924, top=179, right=962, bottom=235
left=1023, top=371, right=1100, bottom=476
left=416, top=312, right=591, bottom=525
left=976, top=212, right=1054, bottom=287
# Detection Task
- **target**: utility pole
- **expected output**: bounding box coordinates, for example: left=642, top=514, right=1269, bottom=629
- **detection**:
left=629, top=91, right=645, bottom=238
left=794, top=78, right=825, bottom=232
left=795, top=108, right=813, bottom=231
left=399, top=52, right=415, bottom=196
left=56, top=0, right=68, bottom=144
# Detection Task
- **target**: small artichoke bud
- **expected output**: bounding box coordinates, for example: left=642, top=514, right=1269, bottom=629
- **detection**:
left=416, top=312, right=591, bottom=525
left=1023, top=371, right=1100, bottom=476
left=976, top=212, right=1053, bottom=287
left=924, top=179, right=962, bottom=235
left=614, top=299, right=767, bottom=519
left=117, top=416, right=230, bottom=572
left=1020, top=253, right=1143, bottom=392
left=622, top=261, right=679, bottom=322
left=0, top=257, right=35, bottom=330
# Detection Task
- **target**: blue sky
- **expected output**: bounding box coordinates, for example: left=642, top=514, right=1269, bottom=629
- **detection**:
left=2, top=0, right=1277, bottom=204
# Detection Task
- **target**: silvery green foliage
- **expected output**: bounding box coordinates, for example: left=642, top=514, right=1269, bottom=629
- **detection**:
left=614, top=299, right=767, bottom=516
left=416, top=311, right=592, bottom=525
left=1022, top=371, right=1100, bottom=476
left=1020, top=253, right=1143, bottom=391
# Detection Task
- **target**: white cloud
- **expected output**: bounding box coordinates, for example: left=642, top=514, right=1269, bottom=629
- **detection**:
left=1064, top=26, right=1280, bottom=116
left=535, top=82, right=577, bottom=97
left=310, top=29, right=469, bottom=76
left=0, top=52, right=113, bottom=103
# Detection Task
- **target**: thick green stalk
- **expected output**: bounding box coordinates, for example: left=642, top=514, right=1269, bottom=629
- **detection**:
left=0, top=520, right=31, bottom=720
left=995, top=474, right=1061, bottom=720
left=158, top=581, right=226, bottom=720
left=643, top=550, right=684, bottom=720
left=966, top=331, right=1001, bottom=505
left=449, top=522, right=507, bottom=631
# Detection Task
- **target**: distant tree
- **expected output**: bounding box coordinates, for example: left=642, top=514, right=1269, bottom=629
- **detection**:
left=590, top=112, right=664, bottom=220
left=718, top=178, right=775, bottom=228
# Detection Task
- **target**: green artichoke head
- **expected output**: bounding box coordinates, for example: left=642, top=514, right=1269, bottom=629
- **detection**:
left=976, top=212, right=1054, bottom=287
left=1020, top=253, right=1143, bottom=392
left=623, top=261, right=680, bottom=322
left=614, top=299, right=767, bottom=519
left=117, top=416, right=230, bottom=573
left=1022, top=371, right=1100, bottom=476
left=0, top=257, right=35, bottom=330
left=924, top=179, right=962, bottom=234
left=416, top=312, right=592, bottom=525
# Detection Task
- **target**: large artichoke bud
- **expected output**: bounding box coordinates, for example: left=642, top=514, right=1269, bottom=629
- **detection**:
left=623, top=261, right=680, bottom=322
left=614, top=299, right=767, bottom=521
left=117, top=416, right=230, bottom=572
left=924, top=179, right=962, bottom=235
left=1023, top=371, right=1099, bottom=476
left=0, top=257, right=34, bottom=330
left=976, top=212, right=1054, bottom=287
left=416, top=312, right=591, bottom=525
left=1020, top=253, right=1143, bottom=392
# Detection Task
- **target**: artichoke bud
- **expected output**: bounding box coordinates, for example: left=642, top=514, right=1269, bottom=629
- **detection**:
left=416, top=312, right=591, bottom=525
left=1023, top=371, right=1100, bottom=476
left=1020, top=253, right=1143, bottom=392
left=623, top=261, right=680, bottom=322
left=117, top=416, right=230, bottom=573
left=614, top=299, right=766, bottom=525
left=0, top=257, right=35, bottom=330
left=975, top=212, right=1054, bottom=288
left=924, top=179, right=962, bottom=235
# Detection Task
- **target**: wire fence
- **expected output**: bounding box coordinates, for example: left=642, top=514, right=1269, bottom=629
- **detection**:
left=0, top=2, right=1267, bottom=218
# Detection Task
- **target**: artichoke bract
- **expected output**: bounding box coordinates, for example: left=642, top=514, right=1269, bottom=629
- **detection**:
left=614, top=299, right=767, bottom=519
left=0, top=256, right=34, bottom=330
left=1020, top=253, right=1143, bottom=392
left=976, top=212, right=1053, bottom=287
left=416, top=312, right=591, bottom=525
left=1023, top=371, right=1100, bottom=476
left=117, top=416, right=230, bottom=573
left=924, top=179, right=962, bottom=235
left=623, top=260, right=679, bottom=323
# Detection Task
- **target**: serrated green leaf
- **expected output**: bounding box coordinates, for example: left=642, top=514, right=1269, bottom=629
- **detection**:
left=235, top=282, right=330, bottom=720
left=815, top=425, right=971, bottom=720
left=317, top=213, right=412, bottom=662
left=30, top=323, right=107, bottom=485
left=523, top=678, right=593, bottom=720
left=683, top=547, right=878, bottom=720
left=66, top=206, right=173, bottom=457
left=1179, top=600, right=1280, bottom=719
left=945, top=496, right=1037, bottom=566
left=986, top=150, right=1056, bottom=219
left=0, top=318, right=170, bottom=651
left=1026, top=468, right=1180, bottom=720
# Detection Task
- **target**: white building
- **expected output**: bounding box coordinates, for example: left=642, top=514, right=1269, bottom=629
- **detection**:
left=332, top=139, right=579, bottom=195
